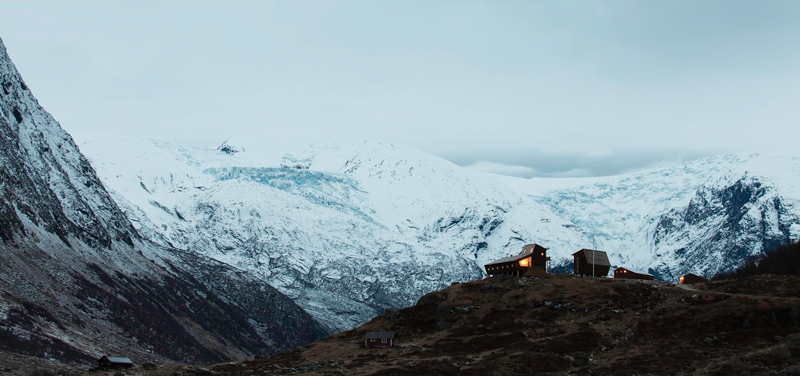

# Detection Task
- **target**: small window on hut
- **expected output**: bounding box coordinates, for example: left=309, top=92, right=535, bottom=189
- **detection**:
left=382, top=339, right=387, bottom=343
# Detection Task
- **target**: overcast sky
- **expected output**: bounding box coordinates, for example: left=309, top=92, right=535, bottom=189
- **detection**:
left=1, top=1, right=799, bottom=177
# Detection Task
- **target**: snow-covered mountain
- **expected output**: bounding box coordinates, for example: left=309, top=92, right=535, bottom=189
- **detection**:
left=503, top=154, right=800, bottom=280
left=0, top=37, right=326, bottom=365
left=76, top=137, right=584, bottom=330
left=77, top=132, right=800, bottom=331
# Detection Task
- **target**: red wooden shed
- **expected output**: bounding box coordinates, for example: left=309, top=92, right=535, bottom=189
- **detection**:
left=365, top=332, right=396, bottom=347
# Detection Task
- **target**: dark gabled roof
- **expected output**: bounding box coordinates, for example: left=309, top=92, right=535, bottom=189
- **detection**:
left=522, top=243, right=548, bottom=253
left=573, top=249, right=611, bottom=267
left=365, top=332, right=395, bottom=339
left=484, top=253, right=529, bottom=266
left=682, top=273, right=706, bottom=279
left=100, top=356, right=133, bottom=364
left=615, top=267, right=653, bottom=276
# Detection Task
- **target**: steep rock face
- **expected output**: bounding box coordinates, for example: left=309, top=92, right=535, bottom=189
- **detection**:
left=0, top=37, right=326, bottom=365
left=0, top=40, right=136, bottom=251
left=651, top=176, right=797, bottom=280
left=515, top=155, right=800, bottom=277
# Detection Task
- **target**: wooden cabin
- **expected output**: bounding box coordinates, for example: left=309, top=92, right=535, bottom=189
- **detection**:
left=679, top=273, right=707, bottom=284
left=98, top=356, right=133, bottom=370
left=484, top=244, right=550, bottom=277
left=613, top=267, right=654, bottom=280
left=572, top=249, right=610, bottom=277
left=365, top=332, right=396, bottom=347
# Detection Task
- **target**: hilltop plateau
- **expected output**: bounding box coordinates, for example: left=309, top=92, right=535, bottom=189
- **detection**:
left=96, top=273, right=800, bottom=376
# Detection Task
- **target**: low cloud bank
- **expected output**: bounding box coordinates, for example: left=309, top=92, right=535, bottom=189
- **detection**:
left=453, top=149, right=718, bottom=178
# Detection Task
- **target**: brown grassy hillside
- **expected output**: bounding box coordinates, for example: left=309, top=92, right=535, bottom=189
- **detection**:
left=44, top=273, right=800, bottom=375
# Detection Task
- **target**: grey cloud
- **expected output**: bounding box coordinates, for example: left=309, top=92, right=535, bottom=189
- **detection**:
left=443, top=149, right=718, bottom=178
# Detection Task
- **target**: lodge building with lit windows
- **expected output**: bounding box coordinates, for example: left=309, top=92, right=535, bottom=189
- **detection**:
left=484, top=243, right=550, bottom=277
left=613, top=267, right=655, bottom=280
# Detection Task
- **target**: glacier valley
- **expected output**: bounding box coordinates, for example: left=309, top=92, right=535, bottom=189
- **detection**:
left=75, top=135, right=800, bottom=332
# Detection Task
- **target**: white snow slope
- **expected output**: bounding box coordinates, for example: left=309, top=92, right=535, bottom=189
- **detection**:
left=77, top=135, right=800, bottom=331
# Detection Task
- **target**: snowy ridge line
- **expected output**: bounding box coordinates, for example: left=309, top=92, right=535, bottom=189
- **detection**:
left=77, top=133, right=800, bottom=331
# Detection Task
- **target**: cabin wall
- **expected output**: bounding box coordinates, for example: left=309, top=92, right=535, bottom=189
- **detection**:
left=99, top=363, right=132, bottom=370
left=574, top=254, right=609, bottom=277
left=532, top=252, right=547, bottom=266
left=680, top=274, right=706, bottom=284
left=614, top=270, right=654, bottom=280
left=366, top=338, right=393, bottom=347
left=486, top=262, right=523, bottom=276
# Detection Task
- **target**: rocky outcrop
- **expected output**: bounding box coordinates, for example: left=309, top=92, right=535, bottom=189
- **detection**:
left=652, top=176, right=798, bottom=280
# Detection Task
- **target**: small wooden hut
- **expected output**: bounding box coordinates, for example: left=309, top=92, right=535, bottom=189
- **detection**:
left=98, top=356, right=133, bottom=370
left=365, top=332, right=396, bottom=347
left=572, top=249, right=610, bottom=277
left=484, top=244, right=550, bottom=277
left=613, top=267, right=654, bottom=280
left=679, top=273, right=707, bottom=284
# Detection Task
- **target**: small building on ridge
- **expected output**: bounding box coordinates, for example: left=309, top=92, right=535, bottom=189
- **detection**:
left=572, top=249, right=610, bottom=277
left=679, top=273, right=707, bottom=284
left=484, top=244, right=550, bottom=277
left=365, top=332, right=396, bottom=347
left=614, top=267, right=655, bottom=280
left=98, top=356, right=133, bottom=370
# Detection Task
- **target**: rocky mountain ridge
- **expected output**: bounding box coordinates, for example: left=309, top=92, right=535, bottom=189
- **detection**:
left=0, top=37, right=327, bottom=366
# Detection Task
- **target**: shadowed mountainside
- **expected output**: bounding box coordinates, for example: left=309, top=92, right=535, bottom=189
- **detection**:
left=713, top=241, right=800, bottom=280
left=0, top=36, right=327, bottom=366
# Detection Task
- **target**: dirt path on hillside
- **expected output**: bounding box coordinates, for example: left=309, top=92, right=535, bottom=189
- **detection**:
left=678, top=281, right=800, bottom=303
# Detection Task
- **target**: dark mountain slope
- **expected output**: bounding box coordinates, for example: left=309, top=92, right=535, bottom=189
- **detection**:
left=713, top=241, right=800, bottom=280
left=0, top=36, right=327, bottom=366
left=162, top=274, right=800, bottom=376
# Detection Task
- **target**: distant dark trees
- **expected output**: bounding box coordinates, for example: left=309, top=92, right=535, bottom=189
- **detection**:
left=713, top=240, right=800, bottom=280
